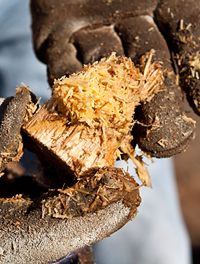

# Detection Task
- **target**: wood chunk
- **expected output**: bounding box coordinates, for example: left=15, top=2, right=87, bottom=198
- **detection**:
left=23, top=101, right=123, bottom=178
left=22, top=53, right=163, bottom=186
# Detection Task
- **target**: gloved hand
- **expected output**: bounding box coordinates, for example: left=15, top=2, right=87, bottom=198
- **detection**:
left=31, top=0, right=199, bottom=158
left=0, top=87, right=141, bottom=264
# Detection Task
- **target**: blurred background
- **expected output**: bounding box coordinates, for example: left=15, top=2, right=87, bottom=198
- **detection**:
left=174, top=100, right=200, bottom=264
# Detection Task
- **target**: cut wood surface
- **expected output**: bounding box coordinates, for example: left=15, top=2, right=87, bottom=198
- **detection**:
left=23, top=52, right=163, bottom=186
left=23, top=101, right=124, bottom=177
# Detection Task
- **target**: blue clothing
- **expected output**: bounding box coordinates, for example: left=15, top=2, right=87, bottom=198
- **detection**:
left=0, top=0, right=51, bottom=102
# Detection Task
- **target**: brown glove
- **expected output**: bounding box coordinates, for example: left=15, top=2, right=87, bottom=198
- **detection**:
left=0, top=87, right=140, bottom=264
left=31, top=0, right=199, bottom=158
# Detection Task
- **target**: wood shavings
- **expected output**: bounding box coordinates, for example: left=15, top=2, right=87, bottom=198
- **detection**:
left=157, top=138, right=169, bottom=148
left=176, top=74, right=180, bottom=85
left=181, top=114, right=196, bottom=126
left=189, top=52, right=200, bottom=75
left=0, top=194, right=32, bottom=207
left=15, top=85, right=40, bottom=121
left=148, top=27, right=154, bottom=32
left=52, top=52, right=163, bottom=134
left=187, top=37, right=198, bottom=48
left=139, top=151, right=155, bottom=163
left=179, top=19, right=184, bottom=30
left=41, top=167, right=141, bottom=219
left=120, top=142, right=151, bottom=187
left=24, top=52, right=164, bottom=189
left=186, top=23, right=192, bottom=31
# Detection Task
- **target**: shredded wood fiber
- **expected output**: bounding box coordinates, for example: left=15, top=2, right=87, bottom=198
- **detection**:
left=52, top=52, right=163, bottom=133
left=24, top=52, right=163, bottom=187
left=50, top=52, right=163, bottom=186
left=41, top=167, right=141, bottom=220
left=189, top=52, right=200, bottom=78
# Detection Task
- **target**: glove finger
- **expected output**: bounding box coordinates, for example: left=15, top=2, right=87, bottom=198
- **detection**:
left=115, top=16, right=195, bottom=157
left=31, top=0, right=159, bottom=85
left=36, top=24, right=125, bottom=86
left=155, top=0, right=200, bottom=115
left=115, top=15, right=169, bottom=63
left=70, top=25, right=124, bottom=65
left=46, top=38, right=83, bottom=85
left=0, top=87, right=36, bottom=173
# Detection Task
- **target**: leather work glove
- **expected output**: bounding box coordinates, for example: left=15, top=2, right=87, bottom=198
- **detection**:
left=0, top=88, right=141, bottom=263
left=31, top=0, right=199, bottom=157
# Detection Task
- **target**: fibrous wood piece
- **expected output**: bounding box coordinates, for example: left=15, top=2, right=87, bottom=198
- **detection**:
left=23, top=101, right=123, bottom=177
left=23, top=52, right=164, bottom=186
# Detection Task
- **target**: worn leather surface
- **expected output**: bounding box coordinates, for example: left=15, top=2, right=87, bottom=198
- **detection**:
left=30, top=0, right=199, bottom=157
